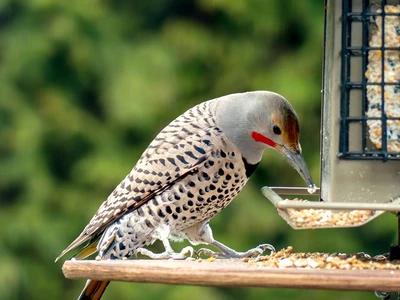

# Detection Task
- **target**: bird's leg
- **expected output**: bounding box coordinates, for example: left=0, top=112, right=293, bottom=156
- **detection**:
left=184, top=221, right=275, bottom=259
left=136, top=236, right=194, bottom=260
left=199, top=240, right=276, bottom=259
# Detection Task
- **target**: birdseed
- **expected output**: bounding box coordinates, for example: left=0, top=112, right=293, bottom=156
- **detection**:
left=281, top=198, right=374, bottom=228
left=366, top=5, right=400, bottom=152
left=247, top=246, right=400, bottom=270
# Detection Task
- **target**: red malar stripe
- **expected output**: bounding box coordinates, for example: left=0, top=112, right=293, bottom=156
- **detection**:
left=251, top=131, right=276, bottom=147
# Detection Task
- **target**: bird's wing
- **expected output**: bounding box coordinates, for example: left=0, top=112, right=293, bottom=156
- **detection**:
left=56, top=133, right=215, bottom=261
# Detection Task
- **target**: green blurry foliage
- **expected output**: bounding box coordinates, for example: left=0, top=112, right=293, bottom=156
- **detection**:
left=0, top=1, right=396, bottom=299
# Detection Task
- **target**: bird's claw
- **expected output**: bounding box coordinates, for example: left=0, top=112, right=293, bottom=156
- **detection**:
left=195, top=248, right=220, bottom=258
left=197, top=243, right=276, bottom=259
left=178, top=246, right=195, bottom=259
left=251, top=243, right=276, bottom=256
left=135, top=246, right=195, bottom=260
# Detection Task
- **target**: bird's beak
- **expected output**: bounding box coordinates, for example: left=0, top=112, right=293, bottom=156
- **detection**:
left=277, top=145, right=315, bottom=188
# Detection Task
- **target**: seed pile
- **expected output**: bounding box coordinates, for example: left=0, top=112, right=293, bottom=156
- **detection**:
left=366, top=5, right=400, bottom=152
left=247, top=246, right=400, bottom=270
left=280, top=199, right=374, bottom=228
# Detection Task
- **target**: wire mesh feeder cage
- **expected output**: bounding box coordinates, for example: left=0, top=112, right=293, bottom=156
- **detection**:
left=340, top=0, right=400, bottom=160
left=263, top=0, right=400, bottom=258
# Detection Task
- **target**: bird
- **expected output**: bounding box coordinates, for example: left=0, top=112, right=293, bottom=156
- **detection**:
left=56, top=91, right=315, bottom=300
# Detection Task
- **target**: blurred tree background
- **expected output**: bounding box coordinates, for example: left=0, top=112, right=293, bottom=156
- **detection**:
left=0, top=0, right=397, bottom=299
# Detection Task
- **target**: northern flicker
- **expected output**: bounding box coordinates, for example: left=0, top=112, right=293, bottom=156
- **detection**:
left=56, top=91, right=315, bottom=299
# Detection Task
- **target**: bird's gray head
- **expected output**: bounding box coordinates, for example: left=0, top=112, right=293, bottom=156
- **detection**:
left=213, top=91, right=314, bottom=187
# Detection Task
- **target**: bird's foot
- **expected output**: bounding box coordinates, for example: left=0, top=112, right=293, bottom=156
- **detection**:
left=197, top=243, right=276, bottom=259
left=136, top=246, right=194, bottom=260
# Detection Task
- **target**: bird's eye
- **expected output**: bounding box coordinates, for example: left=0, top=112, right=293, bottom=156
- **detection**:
left=273, top=125, right=281, bottom=135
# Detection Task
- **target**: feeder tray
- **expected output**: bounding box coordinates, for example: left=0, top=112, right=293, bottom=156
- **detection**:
left=263, top=186, right=400, bottom=230
left=263, top=0, right=400, bottom=235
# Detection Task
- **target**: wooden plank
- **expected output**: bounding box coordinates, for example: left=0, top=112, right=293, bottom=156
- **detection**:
left=62, top=259, right=400, bottom=291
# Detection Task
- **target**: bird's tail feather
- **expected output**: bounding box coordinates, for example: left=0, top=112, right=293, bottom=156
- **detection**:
left=78, top=279, right=110, bottom=300
left=70, top=237, right=111, bottom=299
left=73, top=237, right=100, bottom=260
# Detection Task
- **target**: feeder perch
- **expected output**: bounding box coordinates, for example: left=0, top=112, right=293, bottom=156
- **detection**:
left=262, top=0, right=400, bottom=250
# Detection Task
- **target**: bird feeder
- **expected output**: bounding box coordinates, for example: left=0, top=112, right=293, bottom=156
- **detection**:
left=263, top=0, right=400, bottom=256
left=61, top=1, right=400, bottom=295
